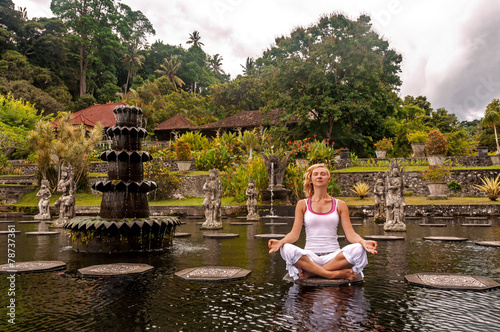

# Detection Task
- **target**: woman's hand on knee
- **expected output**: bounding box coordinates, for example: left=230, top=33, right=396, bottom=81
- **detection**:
left=361, top=240, right=378, bottom=254
left=268, top=239, right=283, bottom=254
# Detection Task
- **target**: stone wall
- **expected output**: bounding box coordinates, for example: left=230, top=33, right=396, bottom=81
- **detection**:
left=334, top=169, right=500, bottom=197
left=334, top=156, right=493, bottom=169
left=348, top=204, right=500, bottom=217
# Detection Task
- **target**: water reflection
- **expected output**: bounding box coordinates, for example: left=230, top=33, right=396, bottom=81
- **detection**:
left=281, top=284, right=382, bottom=331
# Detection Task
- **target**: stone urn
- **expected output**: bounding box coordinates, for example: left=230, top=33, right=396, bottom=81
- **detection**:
left=426, top=182, right=448, bottom=200
left=176, top=160, right=193, bottom=172
left=411, top=143, right=426, bottom=158
left=427, top=154, right=445, bottom=166
left=490, top=154, right=500, bottom=166
left=375, top=150, right=387, bottom=159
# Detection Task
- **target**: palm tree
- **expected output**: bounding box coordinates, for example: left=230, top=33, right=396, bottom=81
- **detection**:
left=155, top=55, right=186, bottom=91
left=122, top=46, right=145, bottom=94
left=240, top=129, right=260, bottom=161
left=209, top=54, right=225, bottom=77
left=186, top=30, right=204, bottom=47
left=241, top=57, right=255, bottom=76
left=483, top=99, right=500, bottom=155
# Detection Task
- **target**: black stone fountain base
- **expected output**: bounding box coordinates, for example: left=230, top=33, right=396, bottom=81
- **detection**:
left=65, top=216, right=180, bottom=253
left=261, top=188, right=291, bottom=205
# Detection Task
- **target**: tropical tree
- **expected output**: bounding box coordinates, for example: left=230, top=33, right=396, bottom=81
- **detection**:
left=483, top=99, right=500, bottom=155
left=27, top=120, right=54, bottom=180
left=122, top=45, right=145, bottom=94
left=186, top=30, right=204, bottom=47
left=209, top=53, right=225, bottom=77
left=240, top=129, right=260, bottom=161
left=241, top=57, right=256, bottom=76
left=260, top=13, right=402, bottom=156
left=155, top=55, right=185, bottom=91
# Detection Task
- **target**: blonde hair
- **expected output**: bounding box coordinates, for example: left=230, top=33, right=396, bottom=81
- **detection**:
left=303, top=163, right=331, bottom=198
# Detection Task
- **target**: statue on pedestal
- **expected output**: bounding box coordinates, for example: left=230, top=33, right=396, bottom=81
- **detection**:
left=384, top=160, right=406, bottom=231
left=373, top=173, right=385, bottom=223
left=53, top=164, right=76, bottom=227
left=246, top=176, right=259, bottom=220
left=201, top=169, right=222, bottom=229
left=34, top=179, right=51, bottom=220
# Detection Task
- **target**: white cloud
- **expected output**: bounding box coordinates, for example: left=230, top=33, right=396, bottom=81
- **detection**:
left=13, top=0, right=500, bottom=120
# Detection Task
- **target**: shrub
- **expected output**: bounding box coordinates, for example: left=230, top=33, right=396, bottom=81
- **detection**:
left=178, top=132, right=210, bottom=151
left=194, top=145, right=242, bottom=171
left=350, top=182, right=372, bottom=199
left=307, top=139, right=337, bottom=164
left=221, top=157, right=267, bottom=202
left=144, top=161, right=181, bottom=200
left=175, top=139, right=191, bottom=161
left=447, top=180, right=462, bottom=191
left=374, top=138, right=393, bottom=151
left=474, top=175, right=500, bottom=201
left=407, top=131, right=428, bottom=144
left=421, top=165, right=452, bottom=183
left=287, top=138, right=311, bottom=159
left=425, top=129, right=449, bottom=155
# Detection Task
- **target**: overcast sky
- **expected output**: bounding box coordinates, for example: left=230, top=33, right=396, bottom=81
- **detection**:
left=13, top=0, right=500, bottom=121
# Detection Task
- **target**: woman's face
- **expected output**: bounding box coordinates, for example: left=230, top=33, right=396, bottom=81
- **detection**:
left=310, top=167, right=330, bottom=186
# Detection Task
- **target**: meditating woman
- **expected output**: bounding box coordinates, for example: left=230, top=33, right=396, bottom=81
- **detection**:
left=268, top=163, right=378, bottom=280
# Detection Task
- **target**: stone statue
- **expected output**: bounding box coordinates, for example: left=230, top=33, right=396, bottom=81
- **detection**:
left=246, top=176, right=259, bottom=220
left=261, top=151, right=291, bottom=189
left=34, top=179, right=51, bottom=220
left=384, top=160, right=406, bottom=231
left=53, top=164, right=76, bottom=227
left=201, top=169, right=222, bottom=229
left=373, top=173, right=385, bottom=223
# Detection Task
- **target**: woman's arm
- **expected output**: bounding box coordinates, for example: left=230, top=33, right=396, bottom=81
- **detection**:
left=338, top=199, right=378, bottom=254
left=268, top=200, right=306, bottom=253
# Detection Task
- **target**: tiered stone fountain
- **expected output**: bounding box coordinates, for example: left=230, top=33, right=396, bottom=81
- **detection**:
left=65, top=105, right=179, bottom=252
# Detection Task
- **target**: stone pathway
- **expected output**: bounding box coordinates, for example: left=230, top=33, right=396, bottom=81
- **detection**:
left=0, top=231, right=20, bottom=235
left=365, top=235, right=405, bottom=241
left=283, top=273, right=364, bottom=286
left=0, top=261, right=66, bottom=274
left=264, top=223, right=288, bottom=226
left=254, top=234, right=286, bottom=239
left=78, top=263, right=154, bottom=278
left=25, top=231, right=60, bottom=236
left=423, top=236, right=468, bottom=242
left=203, top=233, right=239, bottom=239
left=175, top=266, right=251, bottom=281
left=405, top=273, right=500, bottom=291
left=475, top=241, right=500, bottom=247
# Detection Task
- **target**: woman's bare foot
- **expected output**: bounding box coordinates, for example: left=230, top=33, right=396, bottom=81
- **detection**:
left=299, top=269, right=316, bottom=279
left=327, top=269, right=356, bottom=280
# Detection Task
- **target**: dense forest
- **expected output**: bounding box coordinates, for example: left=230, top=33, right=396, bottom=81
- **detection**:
left=0, top=0, right=496, bottom=159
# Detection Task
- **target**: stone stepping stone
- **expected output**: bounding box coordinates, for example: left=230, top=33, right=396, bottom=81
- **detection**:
left=174, top=233, right=191, bottom=238
left=405, top=273, right=500, bottom=291
left=203, top=233, right=239, bottom=239
left=423, top=236, right=468, bottom=242
left=254, top=234, right=286, bottom=239
left=350, top=217, right=362, bottom=220
left=17, top=220, right=41, bottom=224
left=175, top=266, right=251, bottom=281
left=0, top=231, right=20, bottom=235
left=461, top=223, right=492, bottom=227
left=475, top=241, right=500, bottom=247
left=264, top=223, right=288, bottom=226
left=365, top=235, right=405, bottom=241
left=0, top=261, right=66, bottom=274
left=419, top=223, right=447, bottom=227
left=464, top=216, right=488, bottom=220
left=78, top=263, right=154, bottom=278
left=337, top=235, right=346, bottom=240
left=25, top=231, right=60, bottom=236
left=0, top=220, right=15, bottom=223
left=230, top=222, right=255, bottom=225
left=283, top=273, right=364, bottom=286
left=351, top=223, right=363, bottom=226
left=0, top=212, right=23, bottom=218
left=432, top=217, right=454, bottom=220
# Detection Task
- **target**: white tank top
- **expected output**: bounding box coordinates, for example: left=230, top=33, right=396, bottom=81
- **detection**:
left=303, top=197, right=341, bottom=253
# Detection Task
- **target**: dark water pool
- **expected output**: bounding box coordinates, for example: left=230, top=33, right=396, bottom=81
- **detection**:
left=0, top=216, right=499, bottom=331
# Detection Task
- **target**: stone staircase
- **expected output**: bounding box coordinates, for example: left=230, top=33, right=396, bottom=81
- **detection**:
left=0, top=205, right=23, bottom=218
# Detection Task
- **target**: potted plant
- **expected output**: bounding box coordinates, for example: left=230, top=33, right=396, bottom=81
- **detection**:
left=474, top=175, right=500, bottom=201
left=374, top=138, right=392, bottom=158
left=175, top=139, right=193, bottom=172
left=408, top=131, right=428, bottom=158
left=421, top=165, right=452, bottom=199
left=425, top=129, right=448, bottom=165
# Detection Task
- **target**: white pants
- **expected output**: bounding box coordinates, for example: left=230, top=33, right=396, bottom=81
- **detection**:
left=280, top=243, right=368, bottom=280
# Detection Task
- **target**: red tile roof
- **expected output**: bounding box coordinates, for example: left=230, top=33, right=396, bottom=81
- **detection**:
left=197, top=110, right=282, bottom=129
left=154, top=113, right=196, bottom=130
left=70, top=102, right=128, bottom=128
